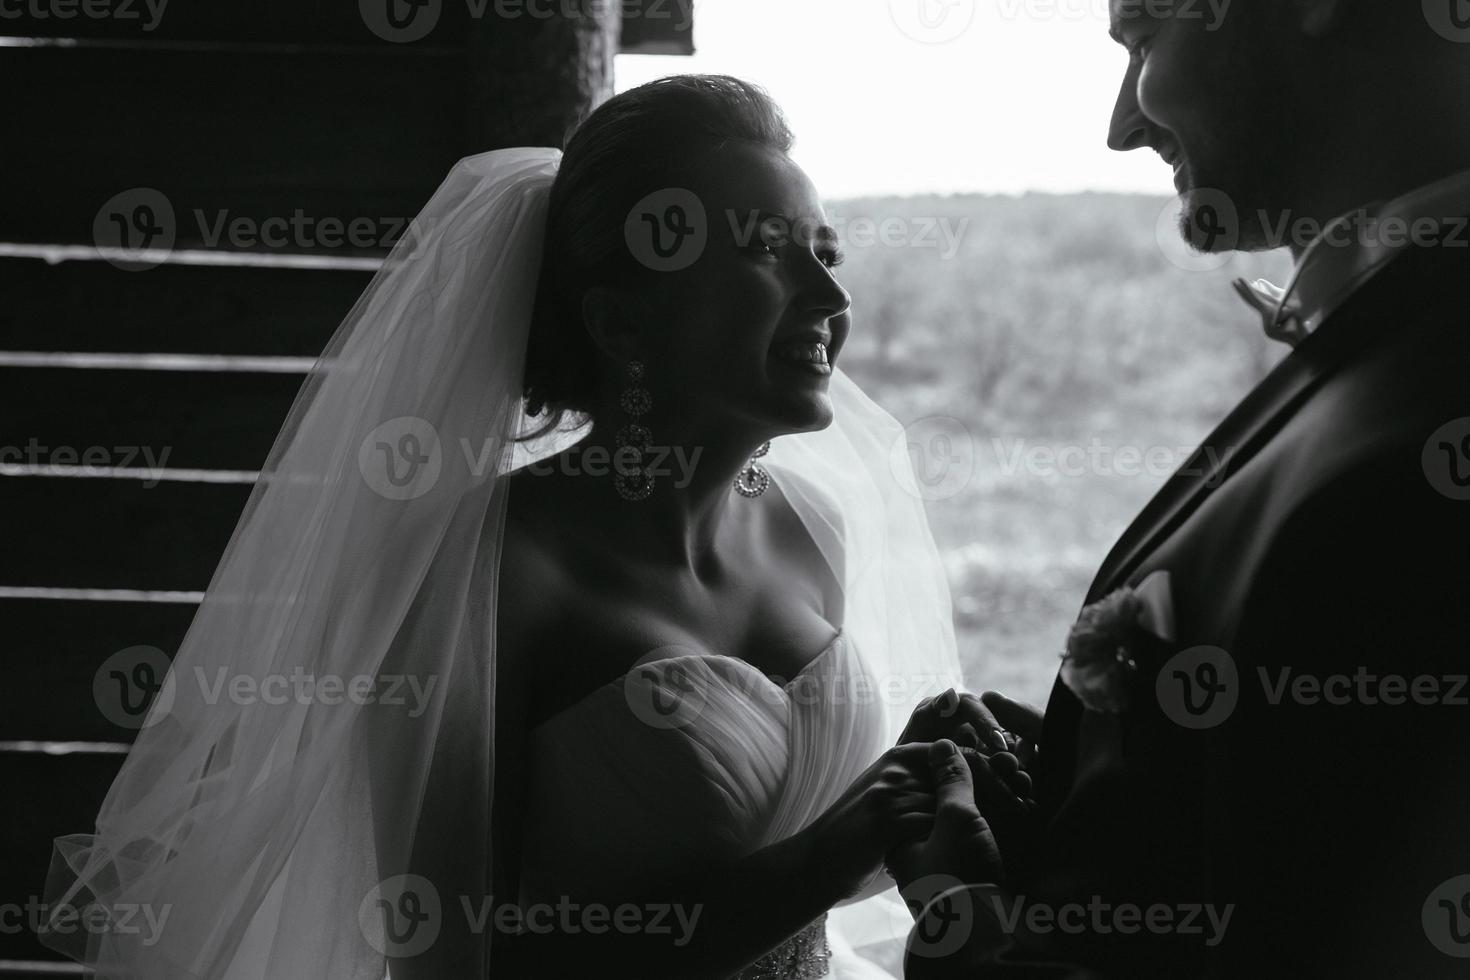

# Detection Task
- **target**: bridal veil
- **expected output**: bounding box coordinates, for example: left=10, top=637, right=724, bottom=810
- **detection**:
left=39, top=147, right=965, bottom=978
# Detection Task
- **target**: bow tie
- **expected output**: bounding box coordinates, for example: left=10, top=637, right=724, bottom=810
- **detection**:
left=1232, top=276, right=1311, bottom=348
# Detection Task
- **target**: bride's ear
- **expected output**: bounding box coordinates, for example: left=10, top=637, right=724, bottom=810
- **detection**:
left=581, top=286, right=644, bottom=362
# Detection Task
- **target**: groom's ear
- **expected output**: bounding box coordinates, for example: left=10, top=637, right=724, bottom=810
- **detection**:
left=1290, top=0, right=1350, bottom=38
left=580, top=286, right=644, bottom=363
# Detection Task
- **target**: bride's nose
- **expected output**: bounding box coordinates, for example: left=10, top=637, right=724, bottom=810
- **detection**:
left=796, top=252, right=852, bottom=321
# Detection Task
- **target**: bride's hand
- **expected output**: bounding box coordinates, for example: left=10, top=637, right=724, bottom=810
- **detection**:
left=802, top=742, right=941, bottom=901
left=898, top=688, right=1010, bottom=756
left=884, top=740, right=1008, bottom=904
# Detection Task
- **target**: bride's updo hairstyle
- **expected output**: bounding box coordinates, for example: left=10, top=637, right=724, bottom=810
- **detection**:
left=523, top=74, right=794, bottom=436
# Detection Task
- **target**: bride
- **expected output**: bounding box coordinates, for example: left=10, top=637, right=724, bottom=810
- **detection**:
left=40, top=75, right=1001, bottom=979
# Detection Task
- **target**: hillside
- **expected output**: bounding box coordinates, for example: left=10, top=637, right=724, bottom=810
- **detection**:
left=826, top=191, right=1295, bottom=705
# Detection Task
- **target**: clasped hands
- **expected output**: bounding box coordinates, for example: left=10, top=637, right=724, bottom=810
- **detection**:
left=885, top=689, right=1043, bottom=912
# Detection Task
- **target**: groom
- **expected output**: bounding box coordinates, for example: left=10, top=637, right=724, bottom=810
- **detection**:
left=892, top=2, right=1470, bottom=977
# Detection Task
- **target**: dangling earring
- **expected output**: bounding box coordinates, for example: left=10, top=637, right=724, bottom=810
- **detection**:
left=734, top=441, right=771, bottom=498
left=613, top=360, right=656, bottom=502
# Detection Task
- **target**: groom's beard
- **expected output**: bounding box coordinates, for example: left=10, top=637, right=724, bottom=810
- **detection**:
left=1174, top=22, right=1307, bottom=254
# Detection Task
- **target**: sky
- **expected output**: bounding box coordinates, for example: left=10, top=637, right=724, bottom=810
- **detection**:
left=616, top=0, right=1175, bottom=199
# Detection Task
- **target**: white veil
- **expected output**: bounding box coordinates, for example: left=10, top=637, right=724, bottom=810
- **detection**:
left=38, top=147, right=964, bottom=979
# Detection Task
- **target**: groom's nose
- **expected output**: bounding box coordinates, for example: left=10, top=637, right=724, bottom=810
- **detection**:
left=1107, top=63, right=1150, bottom=152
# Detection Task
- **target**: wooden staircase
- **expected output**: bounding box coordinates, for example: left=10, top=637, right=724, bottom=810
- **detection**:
left=0, top=2, right=692, bottom=973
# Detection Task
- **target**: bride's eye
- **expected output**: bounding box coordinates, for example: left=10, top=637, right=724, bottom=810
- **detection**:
left=820, top=247, right=846, bottom=270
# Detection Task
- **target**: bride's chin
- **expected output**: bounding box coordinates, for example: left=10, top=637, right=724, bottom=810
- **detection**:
left=774, top=397, right=835, bottom=434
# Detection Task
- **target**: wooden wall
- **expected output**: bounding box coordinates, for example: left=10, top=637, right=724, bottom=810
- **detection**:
left=0, top=2, right=692, bottom=973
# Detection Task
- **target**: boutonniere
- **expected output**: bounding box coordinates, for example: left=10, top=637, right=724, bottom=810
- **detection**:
left=1060, top=570, right=1175, bottom=714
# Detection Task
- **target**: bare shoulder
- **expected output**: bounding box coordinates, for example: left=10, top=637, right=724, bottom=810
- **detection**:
left=497, top=470, right=574, bottom=659
left=760, top=469, right=845, bottom=625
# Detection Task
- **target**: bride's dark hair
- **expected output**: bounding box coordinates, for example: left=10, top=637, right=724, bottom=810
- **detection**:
left=522, top=74, right=794, bottom=437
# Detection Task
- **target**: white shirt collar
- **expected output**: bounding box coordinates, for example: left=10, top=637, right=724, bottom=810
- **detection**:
left=1235, top=167, right=1470, bottom=346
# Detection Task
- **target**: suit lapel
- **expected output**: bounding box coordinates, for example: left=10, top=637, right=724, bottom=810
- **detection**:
left=1035, top=239, right=1461, bottom=812
left=1088, top=347, right=1322, bottom=600
left=1089, top=239, right=1446, bottom=602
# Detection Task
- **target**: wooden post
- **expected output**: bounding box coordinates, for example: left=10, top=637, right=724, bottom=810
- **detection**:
left=466, top=0, right=621, bottom=151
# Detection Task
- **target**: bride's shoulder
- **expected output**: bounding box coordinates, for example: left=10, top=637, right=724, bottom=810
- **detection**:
left=496, top=471, right=625, bottom=660
left=759, top=468, right=845, bottom=624
left=499, top=471, right=580, bottom=628
left=765, top=466, right=846, bottom=568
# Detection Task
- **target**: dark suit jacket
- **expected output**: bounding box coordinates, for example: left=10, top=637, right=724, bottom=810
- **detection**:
left=909, top=237, right=1470, bottom=979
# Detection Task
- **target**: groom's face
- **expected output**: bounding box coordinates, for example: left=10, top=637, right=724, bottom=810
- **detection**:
left=1107, top=0, right=1299, bottom=251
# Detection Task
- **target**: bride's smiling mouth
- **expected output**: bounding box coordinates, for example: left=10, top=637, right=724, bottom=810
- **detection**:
left=769, top=340, right=832, bottom=377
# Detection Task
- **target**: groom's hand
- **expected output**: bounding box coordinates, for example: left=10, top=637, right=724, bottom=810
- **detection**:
left=979, top=690, right=1044, bottom=772
left=886, top=740, right=1011, bottom=910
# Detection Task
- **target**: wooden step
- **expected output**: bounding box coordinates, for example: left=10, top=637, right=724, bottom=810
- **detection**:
left=0, top=477, right=252, bottom=591
left=2, top=598, right=197, bottom=744
left=1, top=366, right=307, bottom=473
left=0, top=751, right=125, bottom=965
left=1, top=44, right=469, bottom=249
left=1, top=256, right=372, bottom=357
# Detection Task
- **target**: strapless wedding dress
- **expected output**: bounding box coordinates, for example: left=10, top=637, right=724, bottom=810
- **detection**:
left=520, top=630, right=913, bottom=978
